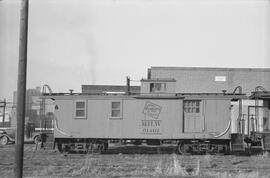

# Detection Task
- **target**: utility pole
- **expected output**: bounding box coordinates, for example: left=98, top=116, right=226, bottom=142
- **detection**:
left=3, top=99, right=6, bottom=127
left=14, top=0, right=29, bottom=177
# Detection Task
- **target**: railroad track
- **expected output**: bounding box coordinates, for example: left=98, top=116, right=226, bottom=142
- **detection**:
left=1, top=144, right=270, bottom=177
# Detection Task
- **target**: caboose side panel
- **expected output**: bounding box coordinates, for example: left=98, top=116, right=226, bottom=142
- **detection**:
left=54, top=95, right=233, bottom=140
left=203, top=99, right=231, bottom=139
left=122, top=99, right=183, bottom=139
left=54, top=97, right=183, bottom=139
left=54, top=98, right=123, bottom=138
left=85, top=99, right=118, bottom=138
left=181, top=97, right=231, bottom=139
left=54, top=99, right=75, bottom=137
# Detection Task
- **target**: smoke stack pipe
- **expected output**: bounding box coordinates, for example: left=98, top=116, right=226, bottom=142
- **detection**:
left=69, top=89, right=74, bottom=94
left=126, top=76, right=130, bottom=95
left=232, top=86, right=242, bottom=134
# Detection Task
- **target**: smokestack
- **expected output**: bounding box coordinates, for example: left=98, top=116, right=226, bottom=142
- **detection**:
left=147, top=68, right=151, bottom=79
left=126, top=76, right=130, bottom=95
left=69, top=89, right=74, bottom=94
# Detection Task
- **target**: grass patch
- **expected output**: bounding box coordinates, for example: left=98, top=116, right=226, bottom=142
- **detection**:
left=154, top=154, right=200, bottom=176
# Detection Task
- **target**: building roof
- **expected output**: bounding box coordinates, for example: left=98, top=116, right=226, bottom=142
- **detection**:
left=150, top=66, right=270, bottom=72
left=81, top=85, right=140, bottom=94
left=141, top=78, right=176, bottom=82
left=149, top=66, right=270, bottom=94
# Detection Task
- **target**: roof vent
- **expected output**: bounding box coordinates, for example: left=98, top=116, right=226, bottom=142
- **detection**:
left=69, top=89, right=74, bottom=94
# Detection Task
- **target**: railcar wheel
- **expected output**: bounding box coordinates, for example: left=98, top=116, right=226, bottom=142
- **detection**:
left=98, top=143, right=105, bottom=153
left=34, top=135, right=41, bottom=144
left=0, top=136, right=8, bottom=145
left=133, top=140, right=142, bottom=146
left=98, top=142, right=108, bottom=153
left=177, top=142, right=192, bottom=155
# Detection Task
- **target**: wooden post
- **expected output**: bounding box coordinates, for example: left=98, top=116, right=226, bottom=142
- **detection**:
left=1, top=99, right=6, bottom=127
left=14, top=0, right=29, bottom=177
left=126, top=76, right=130, bottom=95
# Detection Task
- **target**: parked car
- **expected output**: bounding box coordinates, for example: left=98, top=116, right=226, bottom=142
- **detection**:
left=0, top=128, right=52, bottom=145
left=0, top=128, right=15, bottom=145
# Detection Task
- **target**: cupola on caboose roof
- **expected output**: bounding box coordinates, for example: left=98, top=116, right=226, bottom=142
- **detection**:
left=140, top=78, right=176, bottom=95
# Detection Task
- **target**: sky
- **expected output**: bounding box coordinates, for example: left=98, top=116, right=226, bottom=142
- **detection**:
left=0, top=0, right=270, bottom=102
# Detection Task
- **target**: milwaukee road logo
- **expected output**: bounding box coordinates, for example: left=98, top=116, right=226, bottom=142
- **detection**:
left=141, top=101, right=162, bottom=135
left=142, top=101, right=162, bottom=119
left=142, top=120, right=161, bottom=127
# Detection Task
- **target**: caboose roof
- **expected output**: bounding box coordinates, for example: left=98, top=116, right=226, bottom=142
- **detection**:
left=41, top=92, right=246, bottom=101
left=250, top=91, right=270, bottom=100
left=177, top=93, right=246, bottom=101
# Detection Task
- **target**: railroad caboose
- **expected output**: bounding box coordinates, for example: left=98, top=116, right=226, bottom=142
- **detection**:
left=46, top=78, right=245, bottom=154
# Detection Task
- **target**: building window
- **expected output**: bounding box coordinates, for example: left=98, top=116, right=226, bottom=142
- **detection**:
left=184, top=100, right=200, bottom=113
left=150, top=83, right=167, bottom=92
left=111, top=101, right=122, bottom=119
left=74, top=100, right=86, bottom=118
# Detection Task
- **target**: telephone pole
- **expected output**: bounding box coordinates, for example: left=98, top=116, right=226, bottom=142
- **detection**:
left=0, top=99, right=6, bottom=127
left=14, top=0, right=29, bottom=177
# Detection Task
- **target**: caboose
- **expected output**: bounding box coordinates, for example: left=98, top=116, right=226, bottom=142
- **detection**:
left=45, top=78, right=246, bottom=154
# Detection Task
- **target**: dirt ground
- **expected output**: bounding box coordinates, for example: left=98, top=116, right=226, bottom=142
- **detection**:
left=1, top=143, right=270, bottom=178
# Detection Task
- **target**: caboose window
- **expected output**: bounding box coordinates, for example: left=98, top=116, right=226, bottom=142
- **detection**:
left=184, top=100, right=200, bottom=113
left=111, top=101, right=122, bottom=118
left=150, top=83, right=167, bottom=92
left=74, top=100, right=86, bottom=118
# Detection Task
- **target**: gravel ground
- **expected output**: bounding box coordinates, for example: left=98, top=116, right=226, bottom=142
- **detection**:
left=1, top=143, right=270, bottom=178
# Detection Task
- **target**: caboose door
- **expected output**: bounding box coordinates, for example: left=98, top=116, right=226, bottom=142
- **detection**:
left=183, top=100, right=203, bottom=133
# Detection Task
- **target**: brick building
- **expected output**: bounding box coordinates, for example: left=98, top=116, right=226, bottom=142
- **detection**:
left=148, top=67, right=270, bottom=94
left=146, top=66, right=270, bottom=134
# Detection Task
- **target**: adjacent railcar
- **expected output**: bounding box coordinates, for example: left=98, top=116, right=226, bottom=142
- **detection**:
left=49, top=92, right=244, bottom=154
left=230, top=89, right=270, bottom=153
